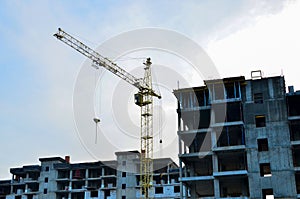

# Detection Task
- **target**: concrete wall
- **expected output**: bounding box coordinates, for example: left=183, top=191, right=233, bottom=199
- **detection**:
left=244, top=77, right=297, bottom=198
left=38, top=160, right=61, bottom=199
left=116, top=152, right=140, bottom=199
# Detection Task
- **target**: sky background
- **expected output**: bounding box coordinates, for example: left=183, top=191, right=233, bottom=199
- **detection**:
left=1, top=0, right=300, bottom=179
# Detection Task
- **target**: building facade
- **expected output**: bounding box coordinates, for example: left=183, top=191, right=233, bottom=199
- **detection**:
left=174, top=74, right=300, bottom=198
left=0, top=151, right=180, bottom=199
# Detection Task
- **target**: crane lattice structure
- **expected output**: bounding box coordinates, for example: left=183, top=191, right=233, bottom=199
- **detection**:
left=54, top=28, right=161, bottom=199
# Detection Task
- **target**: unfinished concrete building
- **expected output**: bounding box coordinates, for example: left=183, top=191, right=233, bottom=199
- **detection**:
left=174, top=74, right=299, bottom=199
left=0, top=151, right=180, bottom=199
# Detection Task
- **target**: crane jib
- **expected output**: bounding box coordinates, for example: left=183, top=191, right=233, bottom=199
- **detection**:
left=54, top=28, right=160, bottom=99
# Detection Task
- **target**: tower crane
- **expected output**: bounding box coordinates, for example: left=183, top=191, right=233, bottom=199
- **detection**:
left=54, top=28, right=161, bottom=199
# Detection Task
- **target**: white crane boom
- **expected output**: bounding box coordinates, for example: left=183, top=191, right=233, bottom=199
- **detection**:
left=54, top=28, right=161, bottom=199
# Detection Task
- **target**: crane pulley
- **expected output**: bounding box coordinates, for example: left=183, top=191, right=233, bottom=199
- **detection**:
left=54, top=28, right=161, bottom=199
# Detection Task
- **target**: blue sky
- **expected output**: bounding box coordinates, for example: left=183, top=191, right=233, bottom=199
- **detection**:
left=0, top=0, right=299, bottom=179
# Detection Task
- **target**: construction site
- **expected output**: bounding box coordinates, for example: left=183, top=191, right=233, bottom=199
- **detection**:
left=1, top=28, right=300, bottom=199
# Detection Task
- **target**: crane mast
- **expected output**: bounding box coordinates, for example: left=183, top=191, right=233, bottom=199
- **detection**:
left=54, top=28, right=160, bottom=199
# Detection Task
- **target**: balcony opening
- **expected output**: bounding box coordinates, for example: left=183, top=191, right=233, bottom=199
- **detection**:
left=195, top=89, right=209, bottom=107
left=225, top=82, right=241, bottom=99
left=194, top=180, right=214, bottom=198
left=199, top=109, right=211, bottom=129
left=219, top=177, right=249, bottom=197
left=104, top=190, right=111, bottom=198
left=57, top=170, right=70, bottom=179
left=153, top=172, right=168, bottom=185
left=88, top=180, right=101, bottom=190
left=217, top=125, right=245, bottom=147
left=169, top=173, right=179, bottom=184
left=260, top=163, right=271, bottom=177
left=174, top=186, right=180, bottom=193
left=91, top=190, right=98, bottom=197
left=295, top=172, right=300, bottom=194
left=193, top=156, right=213, bottom=176
left=189, top=133, right=212, bottom=153
left=226, top=102, right=243, bottom=122
left=28, top=172, right=39, bottom=181
left=88, top=168, right=101, bottom=178
left=72, top=169, right=85, bottom=179
left=72, top=180, right=85, bottom=189
left=56, top=193, right=68, bottom=199
left=0, top=182, right=10, bottom=196
left=256, top=115, right=266, bottom=128
left=293, top=146, right=300, bottom=167
left=155, top=187, right=163, bottom=194
left=71, top=192, right=85, bottom=199
left=178, top=90, right=209, bottom=109
left=287, top=95, right=300, bottom=116
left=156, top=167, right=170, bottom=183
left=57, top=181, right=69, bottom=191
left=214, top=102, right=243, bottom=123
left=262, top=189, right=274, bottom=199
left=103, top=167, right=116, bottom=176
left=257, top=138, right=269, bottom=152
left=12, top=185, right=25, bottom=194
left=290, top=120, right=300, bottom=141
left=181, top=109, right=211, bottom=131
left=102, top=177, right=116, bottom=188
left=225, top=84, right=235, bottom=99
left=27, top=183, right=39, bottom=192
left=218, top=152, right=247, bottom=172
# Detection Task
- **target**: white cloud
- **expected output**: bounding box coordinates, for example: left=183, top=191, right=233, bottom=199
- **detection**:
left=207, top=1, right=300, bottom=88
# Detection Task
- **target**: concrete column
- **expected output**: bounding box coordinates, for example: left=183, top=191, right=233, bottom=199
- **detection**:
left=179, top=135, right=182, bottom=155
left=212, top=154, right=218, bottom=173
left=214, top=179, right=220, bottom=198
left=268, top=79, right=274, bottom=99
left=245, top=81, right=252, bottom=102
left=179, top=160, right=183, bottom=199
left=167, top=164, right=170, bottom=184
left=10, top=175, right=14, bottom=194
left=101, top=168, right=105, bottom=188
left=68, top=170, right=72, bottom=199
left=25, top=173, right=29, bottom=192
left=85, top=169, right=88, bottom=187
left=84, top=191, right=89, bottom=199
left=211, top=130, right=217, bottom=149
left=190, top=183, right=196, bottom=199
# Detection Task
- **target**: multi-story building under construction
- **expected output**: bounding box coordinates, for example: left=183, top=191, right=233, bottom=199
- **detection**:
left=174, top=72, right=300, bottom=198
left=0, top=151, right=181, bottom=199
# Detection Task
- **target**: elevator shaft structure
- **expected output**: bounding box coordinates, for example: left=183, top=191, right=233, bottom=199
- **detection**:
left=54, top=28, right=161, bottom=199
